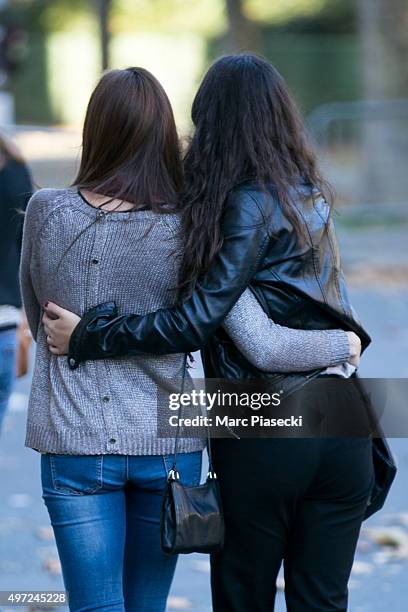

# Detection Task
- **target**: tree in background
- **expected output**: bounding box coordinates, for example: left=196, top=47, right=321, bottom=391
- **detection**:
left=96, top=0, right=112, bottom=70
left=380, top=0, right=408, bottom=98
left=224, top=0, right=258, bottom=52
left=4, top=0, right=407, bottom=136
left=357, top=0, right=408, bottom=203
left=357, top=0, right=408, bottom=100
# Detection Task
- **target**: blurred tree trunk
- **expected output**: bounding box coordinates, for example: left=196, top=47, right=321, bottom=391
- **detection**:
left=380, top=0, right=408, bottom=97
left=357, top=0, right=396, bottom=203
left=380, top=0, right=408, bottom=203
left=97, top=0, right=111, bottom=70
left=358, top=0, right=388, bottom=100
left=224, top=0, right=259, bottom=52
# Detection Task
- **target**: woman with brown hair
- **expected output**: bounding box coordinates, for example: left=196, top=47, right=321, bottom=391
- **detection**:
left=0, top=133, right=32, bottom=435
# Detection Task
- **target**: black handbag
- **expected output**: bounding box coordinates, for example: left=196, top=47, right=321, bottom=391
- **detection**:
left=160, top=356, right=225, bottom=555
left=364, top=436, right=397, bottom=520
left=351, top=375, right=397, bottom=520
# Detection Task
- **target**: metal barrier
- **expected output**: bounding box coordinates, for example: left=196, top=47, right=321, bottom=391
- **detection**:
left=307, top=99, right=408, bottom=206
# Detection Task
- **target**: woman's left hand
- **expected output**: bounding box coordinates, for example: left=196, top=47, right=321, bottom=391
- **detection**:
left=42, top=303, right=81, bottom=355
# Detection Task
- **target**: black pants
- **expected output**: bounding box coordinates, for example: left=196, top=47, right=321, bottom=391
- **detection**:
left=211, top=436, right=374, bottom=612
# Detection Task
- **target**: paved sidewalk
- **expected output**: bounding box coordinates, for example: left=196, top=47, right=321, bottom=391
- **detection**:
left=0, top=283, right=407, bottom=612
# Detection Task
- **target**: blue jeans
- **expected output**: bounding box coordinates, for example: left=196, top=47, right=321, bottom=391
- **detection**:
left=41, top=452, right=202, bottom=612
left=0, top=328, right=17, bottom=434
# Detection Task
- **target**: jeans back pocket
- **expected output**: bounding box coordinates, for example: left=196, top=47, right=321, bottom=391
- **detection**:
left=163, top=451, right=202, bottom=487
left=48, top=454, right=103, bottom=495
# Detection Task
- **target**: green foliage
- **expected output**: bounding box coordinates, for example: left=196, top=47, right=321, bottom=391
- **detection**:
left=261, top=33, right=360, bottom=114
left=1, top=0, right=92, bottom=32
left=113, top=0, right=225, bottom=36
left=240, top=0, right=356, bottom=33
left=1, top=0, right=357, bottom=35
left=209, top=27, right=360, bottom=115
left=245, top=0, right=327, bottom=24
left=10, top=33, right=54, bottom=123
left=2, top=0, right=362, bottom=125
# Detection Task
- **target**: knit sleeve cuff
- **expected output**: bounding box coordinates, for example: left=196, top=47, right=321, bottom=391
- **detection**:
left=327, top=329, right=351, bottom=365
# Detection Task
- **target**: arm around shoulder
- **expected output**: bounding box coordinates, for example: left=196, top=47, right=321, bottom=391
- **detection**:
left=68, top=186, right=274, bottom=364
left=224, top=288, right=351, bottom=372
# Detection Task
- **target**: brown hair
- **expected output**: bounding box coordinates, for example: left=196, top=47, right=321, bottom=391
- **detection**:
left=74, top=67, right=183, bottom=211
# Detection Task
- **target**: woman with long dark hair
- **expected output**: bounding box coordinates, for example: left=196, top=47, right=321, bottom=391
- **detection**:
left=41, top=56, right=372, bottom=611
left=21, top=65, right=356, bottom=612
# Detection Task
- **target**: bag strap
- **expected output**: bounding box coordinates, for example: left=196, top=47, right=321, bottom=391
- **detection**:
left=169, top=354, right=216, bottom=481
left=170, top=354, right=188, bottom=474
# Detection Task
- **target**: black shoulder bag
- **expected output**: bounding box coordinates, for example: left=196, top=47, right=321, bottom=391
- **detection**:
left=352, top=374, right=397, bottom=520
left=161, top=356, right=225, bottom=555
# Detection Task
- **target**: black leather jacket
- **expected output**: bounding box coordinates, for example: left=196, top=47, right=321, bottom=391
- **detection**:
left=68, top=181, right=371, bottom=395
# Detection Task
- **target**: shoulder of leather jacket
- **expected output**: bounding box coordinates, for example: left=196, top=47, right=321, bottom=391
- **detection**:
left=223, top=182, right=280, bottom=231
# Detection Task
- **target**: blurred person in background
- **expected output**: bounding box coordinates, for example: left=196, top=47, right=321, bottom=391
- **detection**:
left=43, top=54, right=370, bottom=612
left=20, top=65, right=357, bottom=612
left=0, top=133, right=32, bottom=435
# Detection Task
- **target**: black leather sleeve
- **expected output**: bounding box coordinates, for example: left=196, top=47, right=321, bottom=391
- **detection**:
left=68, top=189, right=272, bottom=368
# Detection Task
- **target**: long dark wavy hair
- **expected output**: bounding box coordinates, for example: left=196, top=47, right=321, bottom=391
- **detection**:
left=74, top=67, right=182, bottom=210
left=179, top=53, right=332, bottom=295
